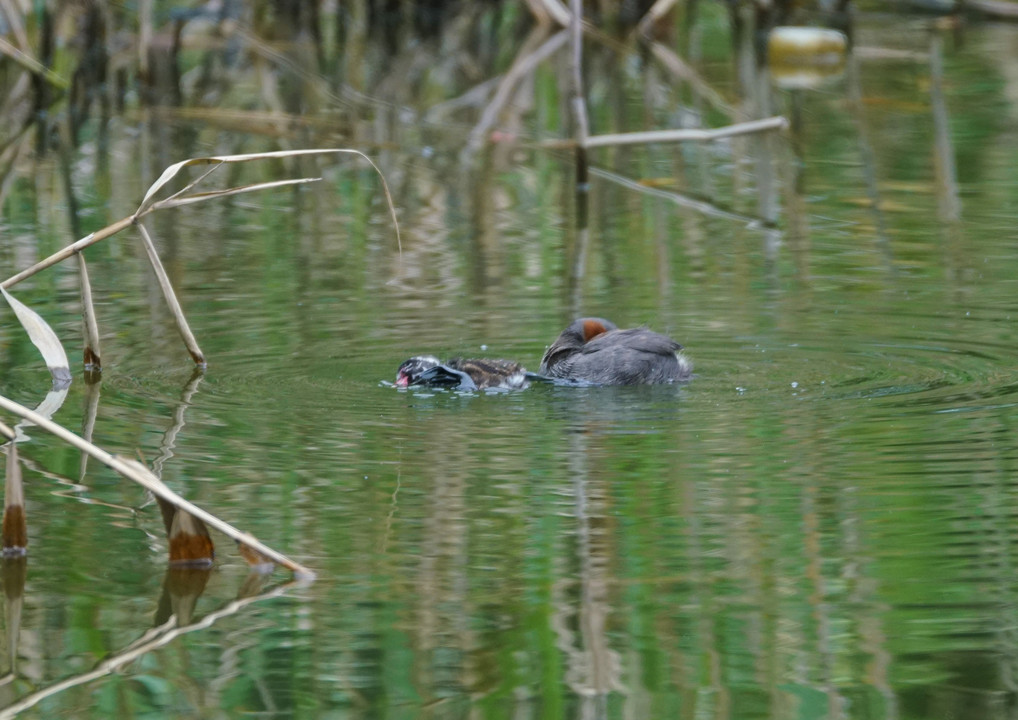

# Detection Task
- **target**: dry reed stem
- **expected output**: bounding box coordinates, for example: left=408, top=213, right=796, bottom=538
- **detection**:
left=1, top=216, right=135, bottom=290
left=570, top=0, right=589, bottom=145
left=578, top=116, right=788, bottom=148
left=0, top=0, right=30, bottom=52
left=466, top=29, right=569, bottom=156
left=3, top=150, right=401, bottom=291
left=0, top=394, right=316, bottom=579
left=149, top=177, right=320, bottom=212
left=648, top=41, right=734, bottom=117
left=1, top=149, right=402, bottom=369
left=135, top=149, right=401, bottom=251
left=135, top=221, right=206, bottom=366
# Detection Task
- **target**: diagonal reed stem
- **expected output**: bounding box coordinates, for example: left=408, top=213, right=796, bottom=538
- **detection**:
left=1, top=216, right=135, bottom=290
left=0, top=393, right=315, bottom=579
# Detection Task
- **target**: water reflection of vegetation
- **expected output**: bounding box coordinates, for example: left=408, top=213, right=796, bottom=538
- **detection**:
left=3, top=0, right=1018, bottom=718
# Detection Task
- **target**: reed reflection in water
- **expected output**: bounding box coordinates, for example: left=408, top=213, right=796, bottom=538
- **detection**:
left=1, top=1, right=1018, bottom=718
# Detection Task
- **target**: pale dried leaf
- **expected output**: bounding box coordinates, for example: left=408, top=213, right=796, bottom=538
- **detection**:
left=1, top=286, right=71, bottom=385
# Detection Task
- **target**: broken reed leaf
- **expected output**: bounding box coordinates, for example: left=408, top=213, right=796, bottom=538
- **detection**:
left=3, top=445, right=26, bottom=556
left=0, top=286, right=71, bottom=386
left=149, top=177, right=322, bottom=212
left=0, top=422, right=13, bottom=442
left=135, top=148, right=401, bottom=252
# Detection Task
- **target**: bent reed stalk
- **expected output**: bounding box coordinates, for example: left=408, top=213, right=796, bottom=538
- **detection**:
left=1, top=149, right=401, bottom=367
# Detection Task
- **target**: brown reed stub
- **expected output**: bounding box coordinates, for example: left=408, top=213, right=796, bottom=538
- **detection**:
left=158, top=495, right=214, bottom=567
left=3, top=444, right=26, bottom=556
left=2, top=505, right=27, bottom=557
left=169, top=535, right=214, bottom=566
left=167, top=517, right=214, bottom=567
